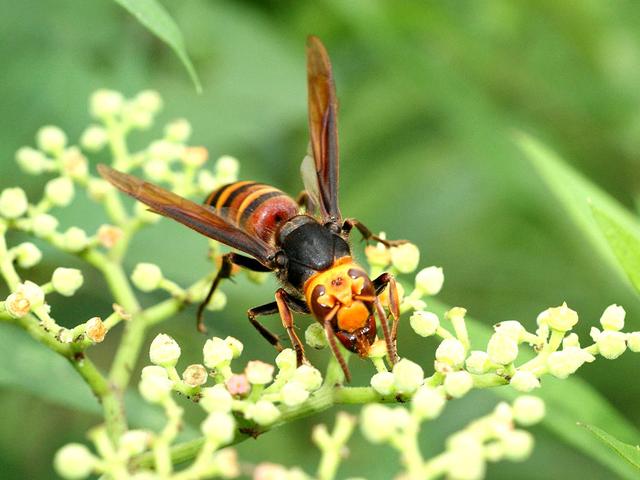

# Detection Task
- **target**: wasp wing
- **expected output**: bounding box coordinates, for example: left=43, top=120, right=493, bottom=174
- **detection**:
left=98, top=164, right=277, bottom=267
left=306, top=35, right=341, bottom=222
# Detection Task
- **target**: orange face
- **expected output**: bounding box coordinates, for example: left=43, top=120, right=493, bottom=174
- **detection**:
left=304, top=258, right=377, bottom=355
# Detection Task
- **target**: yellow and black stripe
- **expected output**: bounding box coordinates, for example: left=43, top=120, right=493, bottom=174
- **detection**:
left=204, top=181, right=289, bottom=229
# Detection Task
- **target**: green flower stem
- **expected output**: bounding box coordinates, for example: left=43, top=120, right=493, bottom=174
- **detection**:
left=154, top=398, right=183, bottom=477
left=314, top=412, right=356, bottom=480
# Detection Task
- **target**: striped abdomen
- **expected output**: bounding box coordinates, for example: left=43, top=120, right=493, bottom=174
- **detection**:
left=205, top=181, right=299, bottom=243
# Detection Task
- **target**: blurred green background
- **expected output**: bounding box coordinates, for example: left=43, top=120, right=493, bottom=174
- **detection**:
left=2, top=0, right=640, bottom=478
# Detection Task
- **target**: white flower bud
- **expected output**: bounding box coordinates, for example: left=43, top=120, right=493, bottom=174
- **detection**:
left=119, top=430, right=151, bottom=457
left=409, top=310, right=439, bottom=337
left=292, top=364, right=323, bottom=391
left=165, top=118, right=192, bottom=142
left=281, top=381, right=310, bottom=406
left=148, top=140, right=183, bottom=162
left=143, top=158, right=169, bottom=182
left=447, top=448, right=485, bottom=480
left=15, top=147, right=47, bottom=174
left=600, top=304, right=625, bottom=331
left=32, top=213, right=58, bottom=237
left=487, top=332, right=519, bottom=365
left=134, top=90, right=162, bottom=114
left=392, top=358, right=424, bottom=395
left=61, top=147, right=88, bottom=179
left=141, top=365, right=168, bottom=380
left=37, top=125, right=67, bottom=154
left=127, top=108, right=153, bottom=129
left=414, top=266, right=444, bottom=295
left=131, top=263, right=163, bottom=292
left=510, top=370, right=540, bottom=393
left=364, top=243, right=391, bottom=267
left=367, top=338, right=389, bottom=359
left=45, top=177, right=75, bottom=207
left=52, top=268, right=84, bottom=296
left=138, top=374, right=173, bottom=403
left=149, top=333, right=181, bottom=367
left=543, top=302, right=578, bottom=332
left=87, top=178, right=112, bottom=202
left=80, top=125, right=108, bottom=151
left=253, top=463, right=289, bottom=480
left=225, top=336, right=244, bottom=358
left=18, top=281, right=45, bottom=307
left=389, top=243, right=420, bottom=273
left=435, top=338, right=466, bottom=367
left=365, top=372, right=392, bottom=396
left=90, top=89, right=124, bottom=118
left=596, top=330, right=627, bottom=359
left=247, top=400, right=281, bottom=426
left=276, top=348, right=297, bottom=371
left=360, top=404, right=396, bottom=443
left=512, top=395, right=545, bottom=426
left=63, top=227, right=88, bottom=252
left=5, top=292, right=30, bottom=318
left=444, top=370, right=473, bottom=398
left=225, top=374, right=250, bottom=396
left=197, top=170, right=219, bottom=193
left=205, top=291, right=227, bottom=311
left=627, top=332, right=640, bottom=352
left=201, top=384, right=233, bottom=413
left=0, top=187, right=28, bottom=218
left=411, top=385, right=446, bottom=420
left=215, top=155, right=240, bottom=181
left=54, top=443, right=96, bottom=479
left=15, top=242, right=42, bottom=268
left=305, top=322, right=328, bottom=349
left=182, top=146, right=208, bottom=167
left=203, top=337, right=234, bottom=369
left=245, top=360, right=275, bottom=385
left=182, top=364, right=207, bottom=387
left=465, top=350, right=491, bottom=374
left=97, top=224, right=123, bottom=249
left=201, top=411, right=235, bottom=446
left=85, top=317, right=106, bottom=343
left=494, top=320, right=525, bottom=341
left=547, top=347, right=593, bottom=379
left=563, top=332, right=580, bottom=348
left=502, top=430, right=534, bottom=461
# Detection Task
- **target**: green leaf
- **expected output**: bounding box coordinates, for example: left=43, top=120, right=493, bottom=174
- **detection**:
left=429, top=300, right=640, bottom=480
left=580, top=424, right=640, bottom=470
left=591, top=203, right=640, bottom=295
left=514, top=132, right=638, bottom=292
left=112, top=0, right=201, bottom=92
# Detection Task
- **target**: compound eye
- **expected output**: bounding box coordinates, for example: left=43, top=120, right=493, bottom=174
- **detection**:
left=310, top=284, right=333, bottom=320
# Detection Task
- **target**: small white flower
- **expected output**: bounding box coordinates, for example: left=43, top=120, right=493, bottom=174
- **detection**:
left=276, top=348, right=297, bottom=372
left=543, top=302, right=579, bottom=332
left=63, top=227, right=89, bottom=252
left=281, top=381, right=309, bottom=406
left=494, top=320, right=525, bottom=341
left=215, top=155, right=240, bottom=182
left=444, top=371, right=473, bottom=398
left=52, top=268, right=84, bottom=297
left=149, top=333, right=181, bottom=367
left=465, top=350, right=491, bottom=374
left=446, top=443, right=485, bottom=480
left=119, top=430, right=151, bottom=457
left=200, top=384, right=233, bottom=413
left=201, top=411, right=235, bottom=446
left=85, top=317, right=106, bottom=343
left=547, top=347, right=593, bottom=379
left=292, top=365, right=323, bottom=391
left=134, top=90, right=162, bottom=114
left=389, top=243, right=420, bottom=273
left=182, top=146, right=208, bottom=167
left=97, top=224, right=123, bottom=249
left=87, top=178, right=112, bottom=202
left=225, top=336, right=244, bottom=358
left=414, top=266, right=444, bottom=295
left=182, top=364, right=208, bottom=387
left=32, top=213, right=58, bottom=237
left=596, top=330, right=627, bottom=359
left=435, top=338, right=466, bottom=367
left=246, top=400, right=281, bottom=426
left=512, top=395, right=545, bottom=426
left=510, top=370, right=540, bottom=393
left=562, top=332, right=580, bottom=348
left=360, top=404, right=397, bottom=443
left=197, top=170, right=219, bottom=193
left=305, top=322, right=328, bottom=349
left=5, top=292, right=30, bottom=318
left=203, top=337, right=234, bottom=369
left=80, top=125, right=108, bottom=151
left=0, top=187, right=28, bottom=219
left=411, top=385, right=446, bottom=420
left=245, top=360, right=275, bottom=385
left=409, top=310, right=439, bottom=337
left=53, top=443, right=96, bottom=479
left=143, top=158, right=169, bottom=182
left=627, top=332, right=640, bottom=352
left=148, top=140, right=183, bottom=162
left=15, top=147, right=47, bottom=174
left=18, top=281, right=45, bottom=307
left=205, top=291, right=227, bottom=312
left=90, top=89, right=124, bottom=118
left=487, top=332, right=518, bottom=365
left=141, top=365, right=168, bottom=380
left=370, top=371, right=395, bottom=396
left=165, top=118, right=192, bottom=142
left=131, top=263, right=163, bottom=292
left=15, top=242, right=42, bottom=269
left=392, top=358, right=424, bottom=395
left=138, top=374, right=173, bottom=403
left=37, top=125, right=67, bottom=154
left=600, top=304, right=625, bottom=331
left=45, top=177, right=75, bottom=207
left=501, top=430, right=534, bottom=461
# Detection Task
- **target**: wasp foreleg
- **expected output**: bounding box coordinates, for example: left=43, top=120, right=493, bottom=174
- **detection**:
left=342, top=218, right=407, bottom=247
left=275, top=289, right=307, bottom=366
left=372, top=272, right=400, bottom=364
left=197, top=252, right=272, bottom=333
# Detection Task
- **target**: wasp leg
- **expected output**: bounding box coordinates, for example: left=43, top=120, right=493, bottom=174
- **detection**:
left=323, top=321, right=351, bottom=383
left=247, top=302, right=284, bottom=350
left=372, top=272, right=400, bottom=364
left=197, top=252, right=272, bottom=333
left=275, top=289, right=307, bottom=366
left=341, top=218, right=407, bottom=247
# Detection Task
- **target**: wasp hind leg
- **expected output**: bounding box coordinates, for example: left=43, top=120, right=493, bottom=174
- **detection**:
left=372, top=272, right=401, bottom=364
left=197, top=252, right=272, bottom=333
left=342, top=218, right=407, bottom=247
